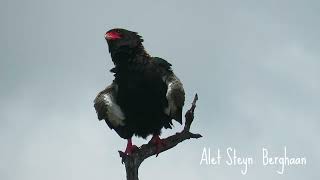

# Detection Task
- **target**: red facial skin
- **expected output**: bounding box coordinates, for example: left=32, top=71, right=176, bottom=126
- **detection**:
left=105, top=31, right=121, bottom=40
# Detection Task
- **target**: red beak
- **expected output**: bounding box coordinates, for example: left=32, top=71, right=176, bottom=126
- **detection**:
left=105, top=31, right=121, bottom=40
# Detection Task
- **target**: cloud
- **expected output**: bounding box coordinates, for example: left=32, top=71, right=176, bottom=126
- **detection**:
left=1, top=0, right=319, bottom=179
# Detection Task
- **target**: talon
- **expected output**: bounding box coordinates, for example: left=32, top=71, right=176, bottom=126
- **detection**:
left=149, top=135, right=166, bottom=156
left=124, top=139, right=138, bottom=155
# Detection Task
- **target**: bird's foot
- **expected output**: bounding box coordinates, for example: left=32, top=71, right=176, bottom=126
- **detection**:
left=123, top=139, right=138, bottom=155
left=149, top=135, right=166, bottom=157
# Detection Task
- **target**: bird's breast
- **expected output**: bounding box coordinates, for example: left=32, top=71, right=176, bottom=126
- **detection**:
left=116, top=69, right=167, bottom=111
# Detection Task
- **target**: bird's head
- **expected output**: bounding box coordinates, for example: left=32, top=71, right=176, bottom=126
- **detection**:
left=105, top=28, right=144, bottom=54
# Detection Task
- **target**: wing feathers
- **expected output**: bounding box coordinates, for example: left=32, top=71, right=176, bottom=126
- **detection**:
left=153, top=57, right=185, bottom=123
left=165, top=73, right=185, bottom=123
left=94, top=83, right=125, bottom=128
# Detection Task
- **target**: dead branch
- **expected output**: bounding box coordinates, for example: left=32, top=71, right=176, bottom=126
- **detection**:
left=118, top=94, right=201, bottom=180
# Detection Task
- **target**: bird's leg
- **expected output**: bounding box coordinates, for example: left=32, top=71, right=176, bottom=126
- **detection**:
left=149, top=135, right=166, bottom=157
left=124, top=138, right=138, bottom=155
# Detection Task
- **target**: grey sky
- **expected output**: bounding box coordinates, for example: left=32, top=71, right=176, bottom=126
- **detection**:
left=1, top=0, right=319, bottom=179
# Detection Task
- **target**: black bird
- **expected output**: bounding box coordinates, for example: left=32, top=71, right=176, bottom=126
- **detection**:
left=94, top=28, right=185, bottom=155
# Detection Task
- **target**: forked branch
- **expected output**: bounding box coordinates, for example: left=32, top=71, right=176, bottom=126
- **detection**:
left=119, top=94, right=201, bottom=180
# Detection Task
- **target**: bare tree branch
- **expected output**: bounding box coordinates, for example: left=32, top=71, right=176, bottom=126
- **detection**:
left=118, top=94, right=201, bottom=180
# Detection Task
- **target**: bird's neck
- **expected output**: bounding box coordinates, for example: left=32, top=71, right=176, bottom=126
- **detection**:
left=111, top=44, right=150, bottom=69
left=134, top=44, right=150, bottom=58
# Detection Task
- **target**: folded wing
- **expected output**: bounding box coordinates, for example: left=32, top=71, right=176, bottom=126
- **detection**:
left=153, top=57, right=185, bottom=124
left=94, top=82, right=125, bottom=129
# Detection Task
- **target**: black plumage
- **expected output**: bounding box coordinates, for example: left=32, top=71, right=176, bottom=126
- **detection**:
left=94, top=28, right=185, bottom=154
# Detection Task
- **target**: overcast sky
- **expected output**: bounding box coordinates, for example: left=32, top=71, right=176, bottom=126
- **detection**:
left=1, top=0, right=319, bottom=179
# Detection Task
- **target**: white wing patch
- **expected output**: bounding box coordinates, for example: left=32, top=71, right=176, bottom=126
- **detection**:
left=103, top=93, right=125, bottom=127
left=165, top=82, right=177, bottom=115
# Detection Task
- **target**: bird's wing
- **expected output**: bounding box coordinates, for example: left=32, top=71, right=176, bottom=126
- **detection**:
left=153, top=57, right=185, bottom=124
left=93, top=82, right=125, bottom=129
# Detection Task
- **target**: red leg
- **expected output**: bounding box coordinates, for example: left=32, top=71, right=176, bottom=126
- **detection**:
left=124, top=139, right=138, bottom=155
left=149, top=135, right=166, bottom=157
